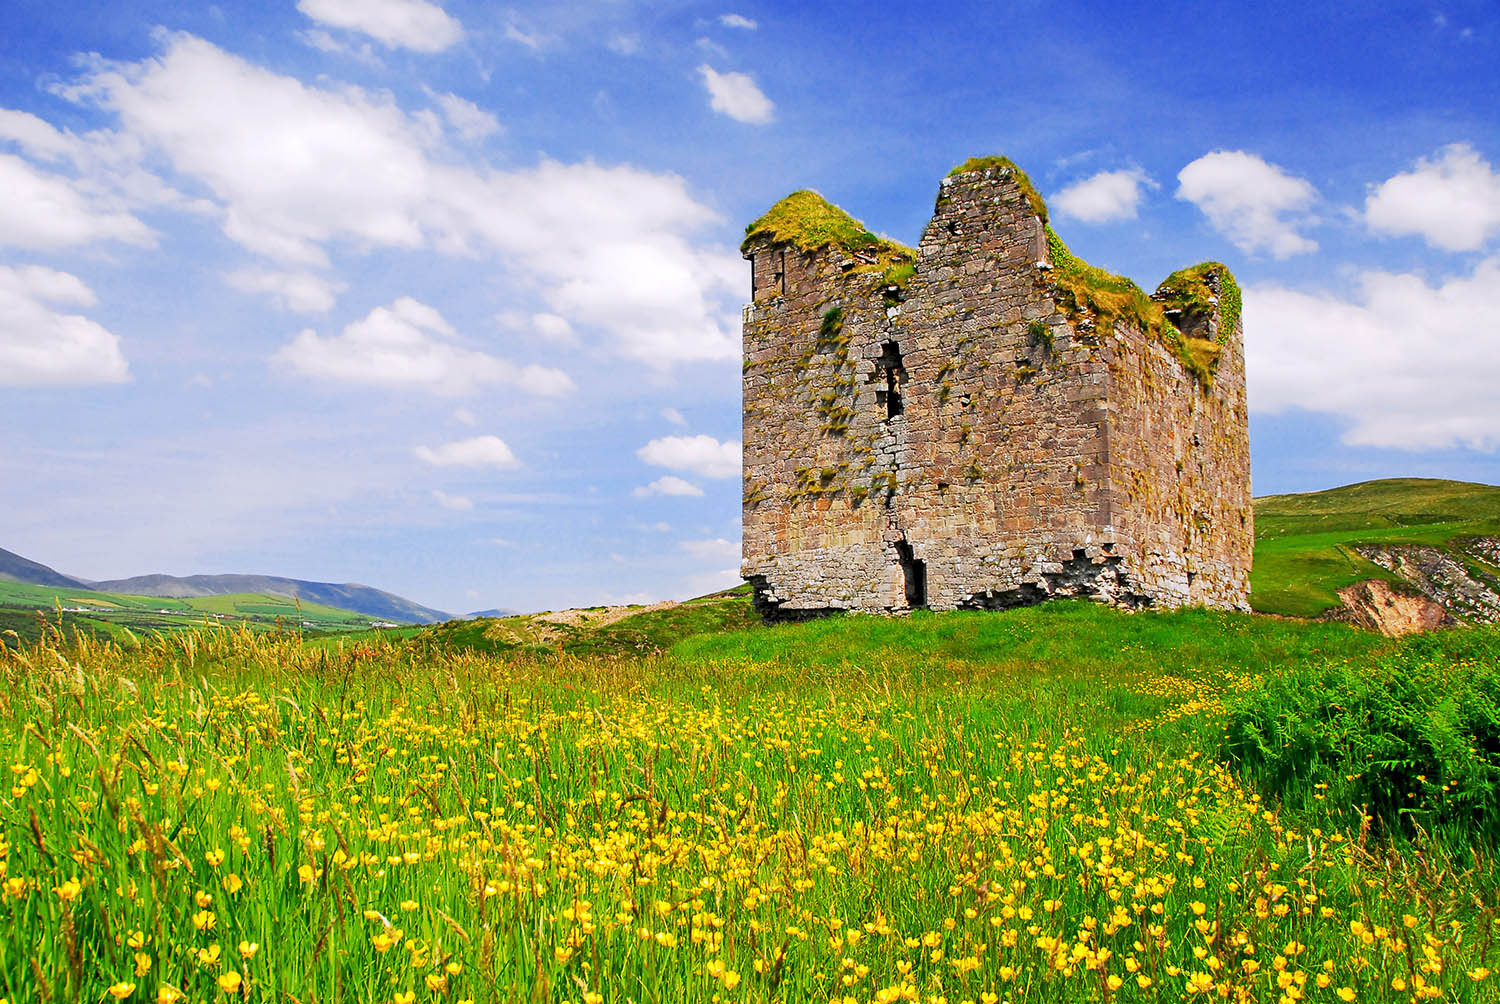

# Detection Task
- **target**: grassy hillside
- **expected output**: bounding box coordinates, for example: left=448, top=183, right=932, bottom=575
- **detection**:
left=1252, top=477, right=1500, bottom=617
left=419, top=585, right=759, bottom=658
left=0, top=578, right=382, bottom=645
left=0, top=605, right=1493, bottom=1002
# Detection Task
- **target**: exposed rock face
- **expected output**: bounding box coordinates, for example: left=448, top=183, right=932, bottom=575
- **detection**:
left=740, top=162, right=1252, bottom=619
left=1353, top=540, right=1500, bottom=625
left=1335, top=579, right=1454, bottom=637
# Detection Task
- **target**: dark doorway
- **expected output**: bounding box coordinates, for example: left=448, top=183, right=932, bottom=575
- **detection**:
left=895, top=540, right=927, bottom=608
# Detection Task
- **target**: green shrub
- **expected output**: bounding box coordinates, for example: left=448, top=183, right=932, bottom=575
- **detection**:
left=1221, top=626, right=1500, bottom=841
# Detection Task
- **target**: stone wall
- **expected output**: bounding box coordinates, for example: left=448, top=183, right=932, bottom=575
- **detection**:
left=741, top=162, right=1252, bottom=617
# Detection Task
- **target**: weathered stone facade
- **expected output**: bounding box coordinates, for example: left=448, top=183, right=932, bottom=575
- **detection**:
left=741, top=159, right=1252, bottom=617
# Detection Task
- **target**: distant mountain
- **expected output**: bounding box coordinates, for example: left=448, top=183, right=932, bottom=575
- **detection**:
left=88, top=573, right=452, bottom=625
left=463, top=608, right=518, bottom=619
left=0, top=546, right=451, bottom=625
left=0, top=547, right=92, bottom=589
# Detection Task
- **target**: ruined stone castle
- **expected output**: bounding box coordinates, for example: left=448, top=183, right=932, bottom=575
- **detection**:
left=740, top=157, right=1252, bottom=617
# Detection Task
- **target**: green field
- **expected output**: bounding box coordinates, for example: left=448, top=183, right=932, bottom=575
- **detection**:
left=1251, top=478, right=1500, bottom=618
left=1, top=599, right=1497, bottom=1003
left=0, top=579, right=384, bottom=646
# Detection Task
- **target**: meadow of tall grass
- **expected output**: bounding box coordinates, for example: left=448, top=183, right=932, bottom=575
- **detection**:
left=0, top=606, right=1496, bottom=1003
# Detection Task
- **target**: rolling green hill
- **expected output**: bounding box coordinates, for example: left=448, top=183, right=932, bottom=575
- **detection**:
left=1252, top=477, right=1500, bottom=618
left=0, top=579, right=387, bottom=646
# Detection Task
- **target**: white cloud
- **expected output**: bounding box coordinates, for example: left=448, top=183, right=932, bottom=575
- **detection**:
left=1052, top=168, right=1154, bottom=223
left=505, top=24, right=542, bottom=50
left=1246, top=256, right=1500, bottom=450
left=66, top=35, right=742, bottom=368
left=430, top=91, right=500, bottom=141
left=697, top=65, right=774, bottom=125
left=1364, top=143, right=1500, bottom=252
left=296, top=0, right=463, bottom=53
left=607, top=33, right=641, bottom=55
left=0, top=108, right=80, bottom=161
left=224, top=267, right=345, bottom=313
left=680, top=537, right=739, bottom=560
left=719, top=13, right=758, bottom=29
left=0, top=153, right=154, bottom=250
left=273, top=296, right=575, bottom=396
left=531, top=312, right=574, bottom=341
left=452, top=408, right=476, bottom=425
left=295, top=28, right=382, bottom=67
left=414, top=434, right=519, bottom=468
left=637, top=434, right=740, bottom=478
left=0, top=265, right=129, bottom=387
left=633, top=475, right=704, bottom=497
left=661, top=407, right=687, bottom=426
left=1177, top=151, right=1318, bottom=258
left=431, top=489, right=473, bottom=510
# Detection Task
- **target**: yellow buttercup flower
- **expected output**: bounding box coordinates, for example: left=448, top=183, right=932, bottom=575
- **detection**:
left=53, top=878, right=82, bottom=902
left=218, top=971, right=242, bottom=993
left=107, top=983, right=135, bottom=1001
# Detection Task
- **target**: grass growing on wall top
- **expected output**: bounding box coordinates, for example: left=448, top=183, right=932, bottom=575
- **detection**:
left=742, top=190, right=914, bottom=260
left=947, top=155, right=1049, bottom=222
left=1156, top=262, right=1243, bottom=339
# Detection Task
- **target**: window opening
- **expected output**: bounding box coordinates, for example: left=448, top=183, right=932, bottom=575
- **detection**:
left=876, top=340, right=906, bottom=420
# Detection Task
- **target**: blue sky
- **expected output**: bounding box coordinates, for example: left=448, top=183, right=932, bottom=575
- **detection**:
left=2, top=0, right=1498, bottom=615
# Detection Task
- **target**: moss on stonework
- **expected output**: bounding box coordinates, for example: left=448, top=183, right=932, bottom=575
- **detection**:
left=946, top=156, right=1048, bottom=223
left=1045, top=226, right=1235, bottom=388
left=1155, top=262, right=1243, bottom=341
left=743, top=190, right=914, bottom=259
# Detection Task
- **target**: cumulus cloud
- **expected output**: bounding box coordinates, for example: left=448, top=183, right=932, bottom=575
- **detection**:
left=0, top=265, right=129, bottom=387
left=414, top=434, right=519, bottom=468
left=697, top=65, right=774, bottom=124
left=1365, top=143, right=1500, bottom=252
left=1177, top=151, right=1318, bottom=258
left=224, top=267, right=345, bottom=313
left=63, top=35, right=742, bottom=367
left=431, top=489, right=473, bottom=510
left=633, top=475, right=704, bottom=497
left=0, top=153, right=154, bottom=250
left=273, top=296, right=575, bottom=396
left=296, top=0, right=462, bottom=52
left=718, top=13, right=758, bottom=29
left=680, top=537, right=739, bottom=560
left=1052, top=168, right=1155, bottom=224
left=637, top=434, right=740, bottom=479
left=1246, top=257, right=1500, bottom=450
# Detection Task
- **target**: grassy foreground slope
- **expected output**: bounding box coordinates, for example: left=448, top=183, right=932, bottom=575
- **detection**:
left=1, top=608, right=1496, bottom=1003
left=1252, top=477, right=1500, bottom=617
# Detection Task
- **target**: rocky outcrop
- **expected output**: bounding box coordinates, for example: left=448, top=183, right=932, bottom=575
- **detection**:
left=1332, top=536, right=1500, bottom=632
left=1334, top=579, right=1454, bottom=636
left=1353, top=540, right=1500, bottom=625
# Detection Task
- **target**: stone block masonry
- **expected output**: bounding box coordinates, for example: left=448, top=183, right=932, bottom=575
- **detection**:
left=740, top=158, right=1252, bottom=618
